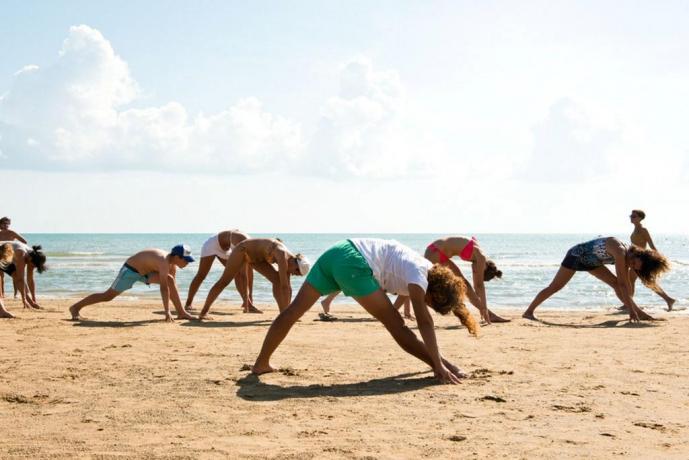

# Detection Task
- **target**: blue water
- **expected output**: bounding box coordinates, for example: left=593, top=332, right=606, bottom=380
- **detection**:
left=10, top=233, right=689, bottom=312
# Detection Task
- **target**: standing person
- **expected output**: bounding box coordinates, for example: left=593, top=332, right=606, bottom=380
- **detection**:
left=425, top=236, right=508, bottom=324
left=0, top=241, right=47, bottom=311
left=522, top=237, right=670, bottom=322
left=0, top=217, right=27, bottom=298
left=0, top=243, right=15, bottom=318
left=198, top=238, right=310, bottom=319
left=69, top=245, right=197, bottom=322
left=251, top=238, right=479, bottom=383
left=185, top=230, right=258, bottom=313
left=629, top=210, right=675, bottom=311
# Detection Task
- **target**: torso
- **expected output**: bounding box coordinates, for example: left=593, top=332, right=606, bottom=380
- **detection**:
left=630, top=227, right=648, bottom=248
left=571, top=237, right=617, bottom=267
left=125, top=249, right=169, bottom=275
left=428, top=236, right=478, bottom=262
left=217, top=230, right=250, bottom=251
left=238, top=238, right=286, bottom=264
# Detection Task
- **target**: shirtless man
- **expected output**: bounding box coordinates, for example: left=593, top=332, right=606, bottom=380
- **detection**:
left=69, top=245, right=197, bottom=322
left=0, top=241, right=46, bottom=314
left=629, top=210, right=675, bottom=310
left=185, top=229, right=258, bottom=313
left=0, top=217, right=27, bottom=298
left=198, top=238, right=310, bottom=319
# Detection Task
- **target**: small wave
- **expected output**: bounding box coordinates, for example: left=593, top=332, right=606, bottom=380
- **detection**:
left=47, top=251, right=107, bottom=257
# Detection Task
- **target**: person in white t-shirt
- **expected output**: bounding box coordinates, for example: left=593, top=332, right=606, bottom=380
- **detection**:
left=252, top=238, right=479, bottom=384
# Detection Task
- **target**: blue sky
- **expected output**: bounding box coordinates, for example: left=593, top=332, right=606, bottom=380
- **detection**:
left=1, top=1, right=688, bottom=233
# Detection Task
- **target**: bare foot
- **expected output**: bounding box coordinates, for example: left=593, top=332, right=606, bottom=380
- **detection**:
left=186, top=305, right=196, bottom=311
left=0, top=310, right=15, bottom=319
left=69, top=305, right=82, bottom=321
left=251, top=363, right=276, bottom=375
left=522, top=311, right=538, bottom=321
left=489, top=312, right=511, bottom=323
left=177, top=312, right=198, bottom=321
left=244, top=305, right=263, bottom=314
left=403, top=313, right=416, bottom=322
left=197, top=314, right=214, bottom=321
left=635, top=310, right=656, bottom=321
left=666, top=298, right=676, bottom=312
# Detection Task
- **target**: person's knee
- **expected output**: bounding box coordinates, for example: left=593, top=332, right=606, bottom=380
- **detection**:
left=103, top=290, right=119, bottom=301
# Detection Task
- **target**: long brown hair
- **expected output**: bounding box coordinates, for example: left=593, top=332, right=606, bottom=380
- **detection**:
left=426, top=264, right=479, bottom=336
left=628, top=245, right=669, bottom=288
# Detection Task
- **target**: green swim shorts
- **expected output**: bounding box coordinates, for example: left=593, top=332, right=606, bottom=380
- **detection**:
left=305, top=240, right=380, bottom=297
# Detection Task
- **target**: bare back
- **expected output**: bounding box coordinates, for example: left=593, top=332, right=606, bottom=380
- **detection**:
left=431, top=236, right=482, bottom=262
left=237, top=238, right=292, bottom=264
left=125, top=249, right=171, bottom=276
left=217, top=230, right=250, bottom=251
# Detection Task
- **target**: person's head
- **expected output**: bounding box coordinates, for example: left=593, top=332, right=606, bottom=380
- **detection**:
left=425, top=264, right=479, bottom=336
left=0, top=243, right=14, bottom=267
left=0, top=217, right=10, bottom=230
left=627, top=245, right=669, bottom=288
left=170, top=244, right=194, bottom=268
left=28, top=245, right=47, bottom=273
left=484, top=260, right=503, bottom=282
left=287, top=254, right=311, bottom=276
left=629, top=209, right=646, bottom=223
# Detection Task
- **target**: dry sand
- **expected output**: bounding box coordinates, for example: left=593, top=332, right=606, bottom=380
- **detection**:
left=1, top=298, right=688, bottom=459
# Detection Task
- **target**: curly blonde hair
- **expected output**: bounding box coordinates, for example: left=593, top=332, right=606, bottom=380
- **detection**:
left=426, top=264, right=479, bottom=336
left=628, top=245, right=670, bottom=289
left=0, top=243, right=14, bottom=267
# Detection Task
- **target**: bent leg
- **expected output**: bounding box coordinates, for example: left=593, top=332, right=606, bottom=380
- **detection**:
left=200, top=250, right=245, bottom=317
left=69, top=288, right=120, bottom=320
left=253, top=261, right=289, bottom=311
left=252, top=282, right=322, bottom=374
left=185, top=256, right=215, bottom=309
left=589, top=267, right=654, bottom=320
left=523, top=266, right=575, bottom=320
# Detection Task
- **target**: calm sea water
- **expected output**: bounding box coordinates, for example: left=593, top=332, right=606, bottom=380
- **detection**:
left=11, top=233, right=689, bottom=312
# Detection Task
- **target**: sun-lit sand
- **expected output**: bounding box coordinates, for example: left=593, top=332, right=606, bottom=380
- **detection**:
left=1, top=298, right=688, bottom=459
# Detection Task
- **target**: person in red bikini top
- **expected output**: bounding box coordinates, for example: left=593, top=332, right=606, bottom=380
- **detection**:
left=425, top=236, right=508, bottom=324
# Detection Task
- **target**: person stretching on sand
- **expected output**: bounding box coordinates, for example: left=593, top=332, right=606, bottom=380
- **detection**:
left=522, top=236, right=670, bottom=322
left=0, top=243, right=15, bottom=318
left=252, top=238, right=479, bottom=384
left=628, top=210, right=675, bottom=311
left=319, top=292, right=414, bottom=322
left=69, top=245, right=197, bottom=322
left=0, top=217, right=28, bottom=298
left=198, top=238, right=310, bottom=319
left=0, top=241, right=47, bottom=312
left=185, top=230, right=259, bottom=313
left=424, top=236, right=508, bottom=324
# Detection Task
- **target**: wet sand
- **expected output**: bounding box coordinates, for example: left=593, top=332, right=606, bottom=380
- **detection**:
left=1, top=298, right=688, bottom=459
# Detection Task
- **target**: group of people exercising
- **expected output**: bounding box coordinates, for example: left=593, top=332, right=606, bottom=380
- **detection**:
left=0, top=210, right=673, bottom=383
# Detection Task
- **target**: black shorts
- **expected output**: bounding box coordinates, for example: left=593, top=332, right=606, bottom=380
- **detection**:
left=0, top=263, right=16, bottom=276
left=561, top=250, right=599, bottom=272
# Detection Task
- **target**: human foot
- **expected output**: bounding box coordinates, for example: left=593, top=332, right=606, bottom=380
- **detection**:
left=69, top=305, right=82, bottom=321
left=666, top=298, right=676, bottom=312
left=251, top=363, right=276, bottom=375
left=243, top=305, right=263, bottom=314
left=0, top=310, right=15, bottom=319
left=489, top=311, right=510, bottom=323
left=522, top=311, right=538, bottom=321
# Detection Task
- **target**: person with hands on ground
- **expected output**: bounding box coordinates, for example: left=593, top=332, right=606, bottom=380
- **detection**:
left=0, top=243, right=16, bottom=318
left=522, top=236, right=670, bottom=322
left=69, top=244, right=197, bottom=322
left=251, top=238, right=479, bottom=384
left=0, top=240, right=47, bottom=312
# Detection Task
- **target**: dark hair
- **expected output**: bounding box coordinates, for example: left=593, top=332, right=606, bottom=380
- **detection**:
left=631, top=209, right=646, bottom=220
left=484, top=260, right=502, bottom=281
left=426, top=265, right=478, bottom=336
left=0, top=216, right=9, bottom=225
left=628, top=245, right=668, bottom=288
left=29, top=245, right=47, bottom=273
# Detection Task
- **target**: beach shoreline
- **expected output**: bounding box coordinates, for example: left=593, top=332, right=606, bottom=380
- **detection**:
left=2, top=299, right=688, bottom=458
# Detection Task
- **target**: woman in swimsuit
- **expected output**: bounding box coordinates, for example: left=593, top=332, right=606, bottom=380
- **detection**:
left=251, top=238, right=478, bottom=384
left=628, top=210, right=675, bottom=311
left=0, top=241, right=47, bottom=315
left=425, top=236, right=507, bottom=324
left=0, top=216, right=27, bottom=298
left=185, top=230, right=258, bottom=313
left=522, top=236, right=670, bottom=322
left=198, top=238, right=310, bottom=319
left=0, top=243, right=15, bottom=318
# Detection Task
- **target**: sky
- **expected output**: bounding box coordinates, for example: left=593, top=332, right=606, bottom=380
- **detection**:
left=1, top=0, right=688, bottom=233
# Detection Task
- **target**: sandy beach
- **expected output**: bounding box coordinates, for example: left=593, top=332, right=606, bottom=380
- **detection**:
left=1, top=298, right=688, bottom=459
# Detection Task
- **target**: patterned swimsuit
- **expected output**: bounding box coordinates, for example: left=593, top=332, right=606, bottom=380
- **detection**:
left=561, top=238, right=617, bottom=271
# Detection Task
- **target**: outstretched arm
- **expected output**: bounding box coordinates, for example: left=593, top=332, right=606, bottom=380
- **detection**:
left=608, top=240, right=644, bottom=321
left=471, top=254, right=491, bottom=324
left=156, top=262, right=173, bottom=321
left=643, top=229, right=657, bottom=251
left=275, top=251, right=292, bottom=310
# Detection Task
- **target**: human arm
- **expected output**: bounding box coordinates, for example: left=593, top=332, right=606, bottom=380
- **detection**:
left=471, top=254, right=491, bottom=324
left=608, top=240, right=643, bottom=321
left=26, top=265, right=40, bottom=306
left=12, top=257, right=33, bottom=309
left=643, top=229, right=657, bottom=251
left=157, top=262, right=173, bottom=322
left=10, top=231, right=28, bottom=244
left=408, top=284, right=460, bottom=384
left=166, top=266, right=196, bottom=320
left=274, top=250, right=292, bottom=309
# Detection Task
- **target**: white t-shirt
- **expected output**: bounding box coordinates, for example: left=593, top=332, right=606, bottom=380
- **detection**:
left=0, top=241, right=30, bottom=253
left=350, top=238, right=432, bottom=296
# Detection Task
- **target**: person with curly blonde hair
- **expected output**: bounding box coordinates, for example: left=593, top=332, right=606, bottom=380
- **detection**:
left=523, top=236, right=670, bottom=322
left=252, top=238, right=478, bottom=384
left=0, top=243, right=15, bottom=318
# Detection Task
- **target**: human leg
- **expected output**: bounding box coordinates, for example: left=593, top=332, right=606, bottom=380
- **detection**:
left=69, top=288, right=120, bottom=320
left=523, top=266, right=576, bottom=320
left=589, top=267, right=654, bottom=320
left=199, top=250, right=245, bottom=318
left=184, top=256, right=215, bottom=309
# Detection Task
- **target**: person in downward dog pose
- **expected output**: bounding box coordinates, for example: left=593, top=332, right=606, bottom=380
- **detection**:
left=69, top=245, right=197, bottom=322
left=185, top=230, right=259, bottom=313
left=0, top=241, right=47, bottom=313
left=425, top=236, right=508, bottom=324
left=0, top=217, right=28, bottom=298
left=198, top=238, right=310, bottom=319
left=628, top=210, right=675, bottom=311
left=0, top=243, right=16, bottom=318
left=252, top=238, right=479, bottom=383
left=522, top=236, right=670, bottom=322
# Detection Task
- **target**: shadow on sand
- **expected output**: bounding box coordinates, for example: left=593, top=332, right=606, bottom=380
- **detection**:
left=532, top=318, right=661, bottom=329
left=236, top=371, right=436, bottom=401
left=179, top=319, right=273, bottom=328
left=68, top=319, right=161, bottom=328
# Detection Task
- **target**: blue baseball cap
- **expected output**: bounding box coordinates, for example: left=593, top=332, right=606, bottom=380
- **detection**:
left=171, top=244, right=194, bottom=262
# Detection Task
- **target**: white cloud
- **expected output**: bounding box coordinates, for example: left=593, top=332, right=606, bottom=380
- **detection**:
left=0, top=25, right=303, bottom=173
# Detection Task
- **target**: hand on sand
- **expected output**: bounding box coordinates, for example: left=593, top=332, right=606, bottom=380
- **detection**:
left=434, top=364, right=462, bottom=384
left=479, top=307, right=492, bottom=325
left=442, top=361, right=468, bottom=379
left=164, top=312, right=175, bottom=323
left=403, top=313, right=416, bottom=322
left=251, top=363, right=275, bottom=375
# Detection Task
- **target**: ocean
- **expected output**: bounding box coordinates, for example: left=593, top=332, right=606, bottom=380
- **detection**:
left=11, top=233, right=689, bottom=313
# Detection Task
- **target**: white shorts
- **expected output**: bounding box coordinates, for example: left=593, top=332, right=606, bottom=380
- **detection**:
left=200, top=234, right=232, bottom=260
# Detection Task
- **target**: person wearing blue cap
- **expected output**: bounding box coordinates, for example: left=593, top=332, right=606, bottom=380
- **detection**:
left=69, top=245, right=197, bottom=322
